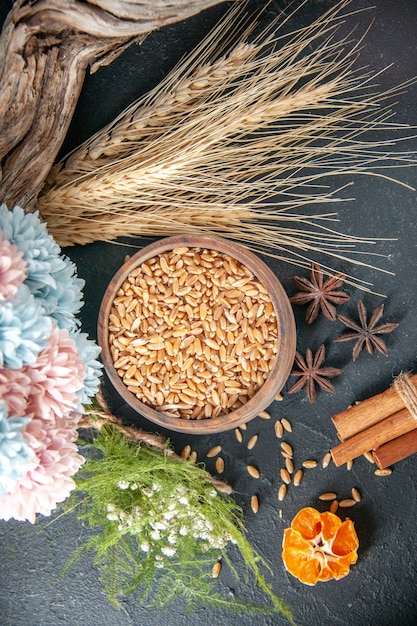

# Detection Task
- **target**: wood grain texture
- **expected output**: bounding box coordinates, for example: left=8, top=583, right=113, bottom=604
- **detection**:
left=0, top=0, right=228, bottom=211
left=331, top=407, right=417, bottom=467
left=372, top=428, right=417, bottom=469
left=331, top=374, right=417, bottom=441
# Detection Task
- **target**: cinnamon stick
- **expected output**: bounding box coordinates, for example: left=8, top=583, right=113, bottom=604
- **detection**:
left=331, top=374, right=417, bottom=441
left=372, top=428, right=417, bottom=469
left=330, top=407, right=417, bottom=467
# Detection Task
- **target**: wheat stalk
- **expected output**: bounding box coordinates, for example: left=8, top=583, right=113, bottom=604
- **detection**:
left=39, top=0, right=416, bottom=288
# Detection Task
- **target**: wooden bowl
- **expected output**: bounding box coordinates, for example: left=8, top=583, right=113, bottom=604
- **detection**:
left=98, top=235, right=296, bottom=434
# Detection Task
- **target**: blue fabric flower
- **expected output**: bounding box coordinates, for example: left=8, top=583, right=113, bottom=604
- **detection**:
left=35, top=255, right=85, bottom=332
left=0, top=204, right=60, bottom=288
left=72, top=331, right=103, bottom=405
left=0, top=284, right=51, bottom=368
left=0, top=205, right=85, bottom=330
left=0, top=401, right=34, bottom=499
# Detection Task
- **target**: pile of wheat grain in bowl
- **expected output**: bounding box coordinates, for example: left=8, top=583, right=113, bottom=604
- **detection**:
left=108, top=246, right=278, bottom=420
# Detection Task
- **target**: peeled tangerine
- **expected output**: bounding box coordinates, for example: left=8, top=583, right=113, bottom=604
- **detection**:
left=282, top=506, right=359, bottom=585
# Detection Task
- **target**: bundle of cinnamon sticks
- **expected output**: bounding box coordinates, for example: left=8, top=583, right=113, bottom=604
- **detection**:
left=330, top=373, right=417, bottom=469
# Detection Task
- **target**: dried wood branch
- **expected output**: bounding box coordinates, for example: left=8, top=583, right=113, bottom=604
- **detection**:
left=0, top=0, right=228, bottom=211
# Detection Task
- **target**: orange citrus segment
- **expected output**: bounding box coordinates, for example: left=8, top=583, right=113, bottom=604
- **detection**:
left=291, top=506, right=322, bottom=540
left=332, top=519, right=359, bottom=556
left=282, top=506, right=359, bottom=585
left=320, top=511, right=342, bottom=542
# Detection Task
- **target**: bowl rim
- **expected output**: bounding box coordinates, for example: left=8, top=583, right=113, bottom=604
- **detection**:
left=97, top=235, right=296, bottom=434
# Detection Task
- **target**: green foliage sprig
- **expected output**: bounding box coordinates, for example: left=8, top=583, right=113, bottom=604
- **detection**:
left=67, top=422, right=293, bottom=622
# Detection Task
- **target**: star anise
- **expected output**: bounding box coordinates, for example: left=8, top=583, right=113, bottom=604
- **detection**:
left=287, top=344, right=342, bottom=403
left=290, top=263, right=350, bottom=324
left=334, top=300, right=399, bottom=361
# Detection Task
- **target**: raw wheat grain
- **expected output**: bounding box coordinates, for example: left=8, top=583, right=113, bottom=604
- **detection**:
left=330, top=500, right=339, bottom=514
left=374, top=468, right=392, bottom=477
left=302, top=460, right=318, bottom=469
left=293, top=469, right=303, bottom=486
left=339, top=499, right=357, bottom=508
left=251, top=494, right=259, bottom=514
left=280, top=468, right=291, bottom=485
left=109, top=247, right=278, bottom=419
left=319, top=492, right=337, bottom=501
left=278, top=484, right=287, bottom=501
left=285, top=458, right=294, bottom=474
left=322, top=452, right=332, bottom=468
left=275, top=420, right=284, bottom=438
left=212, top=561, right=222, bottom=578
left=280, top=442, right=293, bottom=457
left=215, top=457, right=225, bottom=474
left=247, top=465, right=260, bottom=479
left=207, top=445, right=222, bottom=458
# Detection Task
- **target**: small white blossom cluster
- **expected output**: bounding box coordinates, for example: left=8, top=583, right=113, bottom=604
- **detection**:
left=106, top=480, right=232, bottom=567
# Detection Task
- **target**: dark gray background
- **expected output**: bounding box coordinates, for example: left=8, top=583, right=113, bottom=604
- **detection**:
left=1, top=1, right=417, bottom=625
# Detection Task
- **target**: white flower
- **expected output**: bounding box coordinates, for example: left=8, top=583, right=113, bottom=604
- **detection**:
left=179, top=526, right=188, bottom=536
left=179, top=496, right=189, bottom=505
left=140, top=541, right=150, bottom=553
left=168, top=533, right=177, bottom=545
left=150, top=529, right=161, bottom=540
left=161, top=546, right=176, bottom=557
left=118, top=480, right=130, bottom=490
left=130, top=483, right=138, bottom=490
left=163, top=510, right=176, bottom=521
left=107, top=503, right=116, bottom=512
left=107, top=513, right=119, bottom=521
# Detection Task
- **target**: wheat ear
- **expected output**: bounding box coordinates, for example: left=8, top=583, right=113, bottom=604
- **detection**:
left=39, top=0, right=416, bottom=288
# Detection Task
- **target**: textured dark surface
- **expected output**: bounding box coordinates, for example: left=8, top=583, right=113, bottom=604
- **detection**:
left=1, top=1, right=417, bottom=625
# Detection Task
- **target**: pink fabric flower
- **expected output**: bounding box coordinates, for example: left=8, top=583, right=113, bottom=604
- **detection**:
left=0, top=411, right=85, bottom=522
left=24, top=326, right=86, bottom=421
left=0, top=233, right=27, bottom=301
left=0, top=366, right=31, bottom=416
left=0, top=328, right=87, bottom=522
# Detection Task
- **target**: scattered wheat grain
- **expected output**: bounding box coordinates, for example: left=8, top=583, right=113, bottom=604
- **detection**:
left=339, top=499, right=357, bottom=508
left=215, top=457, right=225, bottom=474
left=330, top=500, right=339, bottom=514
left=280, top=442, right=293, bottom=457
left=251, top=494, right=259, bottom=513
left=285, top=457, right=294, bottom=474
left=281, top=418, right=292, bottom=432
left=275, top=420, right=284, bottom=438
left=247, top=435, right=258, bottom=450
left=235, top=428, right=243, bottom=443
left=247, top=465, right=260, bottom=478
left=363, top=451, right=375, bottom=464
left=181, top=445, right=191, bottom=460
left=280, top=468, right=291, bottom=485
left=293, top=469, right=303, bottom=486
left=302, top=460, right=317, bottom=469
left=207, top=445, right=222, bottom=458
left=278, top=484, right=287, bottom=501
left=351, top=488, right=361, bottom=502
left=212, top=561, right=222, bottom=578
left=319, top=492, right=337, bottom=501
left=322, top=452, right=332, bottom=468
left=374, top=468, right=392, bottom=477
